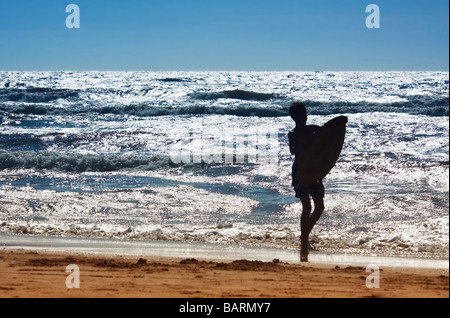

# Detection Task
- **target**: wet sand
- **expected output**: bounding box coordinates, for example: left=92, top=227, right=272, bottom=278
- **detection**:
left=0, top=248, right=448, bottom=298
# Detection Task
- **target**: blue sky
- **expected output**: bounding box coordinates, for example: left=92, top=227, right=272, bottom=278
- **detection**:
left=0, top=0, right=448, bottom=71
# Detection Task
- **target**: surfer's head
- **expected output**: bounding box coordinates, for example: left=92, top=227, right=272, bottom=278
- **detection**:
left=289, top=102, right=307, bottom=126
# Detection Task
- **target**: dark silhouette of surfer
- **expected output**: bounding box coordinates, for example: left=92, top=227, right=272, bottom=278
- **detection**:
left=288, top=102, right=325, bottom=262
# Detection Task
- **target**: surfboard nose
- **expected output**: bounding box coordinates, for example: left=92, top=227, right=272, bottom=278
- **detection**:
left=337, top=115, right=348, bottom=125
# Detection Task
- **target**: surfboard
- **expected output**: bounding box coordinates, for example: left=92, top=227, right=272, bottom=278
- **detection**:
left=296, top=116, right=348, bottom=186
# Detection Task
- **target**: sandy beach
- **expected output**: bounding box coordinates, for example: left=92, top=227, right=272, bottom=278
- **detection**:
left=0, top=248, right=448, bottom=298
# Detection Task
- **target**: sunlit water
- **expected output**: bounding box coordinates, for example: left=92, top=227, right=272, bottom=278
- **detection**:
left=0, top=71, right=448, bottom=258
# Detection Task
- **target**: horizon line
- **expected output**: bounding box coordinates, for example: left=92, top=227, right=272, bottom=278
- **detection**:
left=1, top=69, right=449, bottom=72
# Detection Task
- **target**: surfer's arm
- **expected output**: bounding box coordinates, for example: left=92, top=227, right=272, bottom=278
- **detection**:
left=289, top=129, right=311, bottom=156
left=288, top=131, right=296, bottom=155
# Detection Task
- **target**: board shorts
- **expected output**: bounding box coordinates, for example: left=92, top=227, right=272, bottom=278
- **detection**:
left=292, top=161, right=325, bottom=199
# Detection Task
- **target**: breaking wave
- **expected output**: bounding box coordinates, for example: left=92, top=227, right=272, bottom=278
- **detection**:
left=1, top=98, right=448, bottom=118
left=0, top=87, right=79, bottom=103
left=0, top=84, right=448, bottom=117
left=0, top=150, right=179, bottom=172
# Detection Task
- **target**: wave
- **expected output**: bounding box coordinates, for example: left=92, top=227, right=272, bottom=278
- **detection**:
left=158, top=77, right=188, bottom=82
left=0, top=87, right=79, bottom=103
left=304, top=96, right=449, bottom=117
left=0, top=133, right=45, bottom=151
left=0, top=87, right=448, bottom=117
left=2, top=99, right=448, bottom=118
left=94, top=103, right=289, bottom=117
left=0, top=150, right=179, bottom=172
left=1, top=210, right=448, bottom=257
left=189, top=89, right=280, bottom=101
left=0, top=102, right=288, bottom=117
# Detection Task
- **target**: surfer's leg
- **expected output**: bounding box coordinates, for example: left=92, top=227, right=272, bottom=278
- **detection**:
left=300, top=197, right=312, bottom=262
left=307, top=195, right=324, bottom=237
left=300, top=197, right=311, bottom=235
left=306, top=181, right=325, bottom=238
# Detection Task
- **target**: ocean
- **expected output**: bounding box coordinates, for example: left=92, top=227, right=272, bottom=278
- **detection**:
left=0, top=71, right=448, bottom=259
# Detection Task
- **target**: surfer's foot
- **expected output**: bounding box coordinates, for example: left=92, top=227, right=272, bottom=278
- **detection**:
left=300, top=241, right=309, bottom=262
left=300, top=251, right=309, bottom=262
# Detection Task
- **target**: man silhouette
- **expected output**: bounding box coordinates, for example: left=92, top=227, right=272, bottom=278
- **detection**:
left=288, top=102, right=325, bottom=262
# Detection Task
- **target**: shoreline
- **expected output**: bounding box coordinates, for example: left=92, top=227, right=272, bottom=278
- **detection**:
left=0, top=234, right=448, bottom=298
left=0, top=233, right=448, bottom=269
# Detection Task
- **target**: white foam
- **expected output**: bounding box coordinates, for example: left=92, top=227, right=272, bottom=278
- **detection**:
left=1, top=234, right=447, bottom=269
